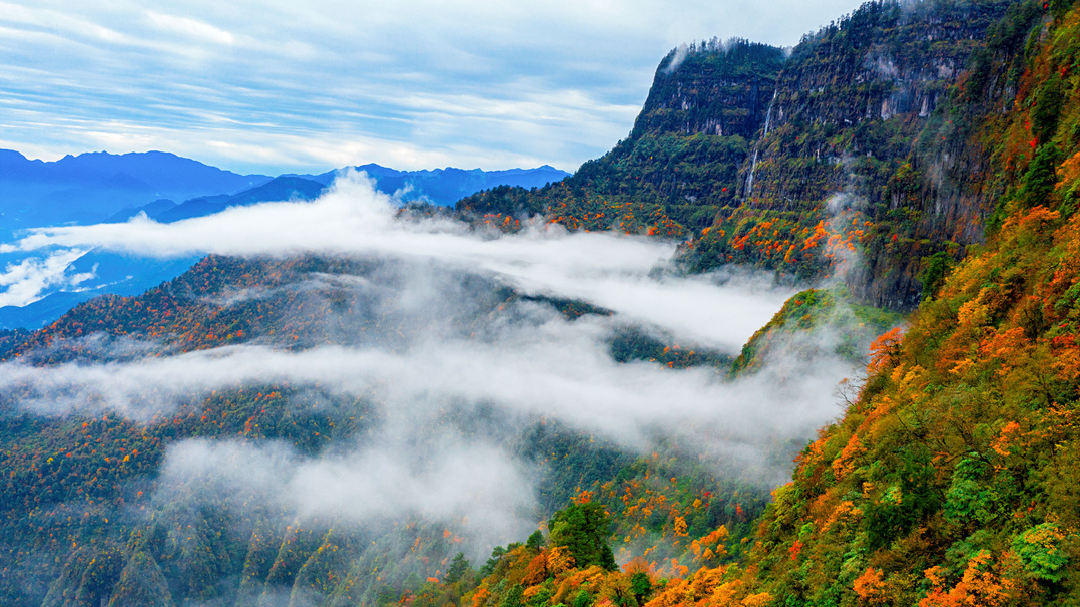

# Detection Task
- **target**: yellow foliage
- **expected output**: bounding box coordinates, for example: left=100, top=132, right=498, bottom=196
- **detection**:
left=547, top=545, right=576, bottom=577
left=709, top=580, right=742, bottom=606
left=741, top=592, right=772, bottom=607
left=673, top=516, right=689, bottom=537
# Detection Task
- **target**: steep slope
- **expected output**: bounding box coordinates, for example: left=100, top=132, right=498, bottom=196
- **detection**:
left=456, top=41, right=785, bottom=237
left=457, top=0, right=1031, bottom=310
left=2, top=1, right=1078, bottom=606
left=420, top=2, right=1080, bottom=606
left=735, top=5, right=1080, bottom=602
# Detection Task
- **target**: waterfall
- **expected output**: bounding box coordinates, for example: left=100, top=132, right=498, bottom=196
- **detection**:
left=745, top=88, right=778, bottom=200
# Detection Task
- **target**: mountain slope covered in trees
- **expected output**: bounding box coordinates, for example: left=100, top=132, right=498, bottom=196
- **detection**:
left=1, top=0, right=1079, bottom=605
left=447, top=1, right=1080, bottom=606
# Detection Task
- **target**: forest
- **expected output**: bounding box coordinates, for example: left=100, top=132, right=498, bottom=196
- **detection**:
left=2, top=0, right=1080, bottom=604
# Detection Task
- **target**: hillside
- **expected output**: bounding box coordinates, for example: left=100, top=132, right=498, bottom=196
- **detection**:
left=0, top=250, right=800, bottom=607
left=457, top=0, right=1036, bottom=310
left=442, top=1, right=1080, bottom=606
left=0, top=0, right=1078, bottom=605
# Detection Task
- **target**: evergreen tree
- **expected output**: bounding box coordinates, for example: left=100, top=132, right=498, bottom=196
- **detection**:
left=445, top=552, right=470, bottom=585
left=547, top=503, right=617, bottom=570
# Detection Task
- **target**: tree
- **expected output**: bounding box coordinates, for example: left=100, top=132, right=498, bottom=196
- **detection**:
left=547, top=502, right=617, bottom=570
left=445, top=552, right=470, bottom=585
left=1019, top=143, right=1063, bottom=209
left=630, top=572, right=652, bottom=604
left=525, top=530, right=544, bottom=551
left=107, top=551, right=172, bottom=607
left=499, top=584, right=524, bottom=607
left=920, top=251, right=953, bottom=301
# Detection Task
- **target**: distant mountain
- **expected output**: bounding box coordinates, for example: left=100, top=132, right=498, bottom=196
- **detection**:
left=0, top=149, right=271, bottom=200
left=0, top=153, right=570, bottom=330
left=108, top=176, right=329, bottom=224
left=0, top=177, right=329, bottom=331
left=0, top=149, right=273, bottom=238
left=294, top=164, right=570, bottom=206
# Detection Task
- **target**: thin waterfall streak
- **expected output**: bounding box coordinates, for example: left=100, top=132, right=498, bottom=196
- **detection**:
left=745, top=88, right=778, bottom=201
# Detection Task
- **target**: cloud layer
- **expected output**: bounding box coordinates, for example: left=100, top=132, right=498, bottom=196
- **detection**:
left=2, top=172, right=791, bottom=351
left=3, top=0, right=868, bottom=174
left=0, top=175, right=863, bottom=551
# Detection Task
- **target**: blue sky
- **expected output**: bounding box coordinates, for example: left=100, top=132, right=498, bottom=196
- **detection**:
left=1, top=0, right=865, bottom=176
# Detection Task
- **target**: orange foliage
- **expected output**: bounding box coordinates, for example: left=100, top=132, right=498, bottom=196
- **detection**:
left=832, top=433, right=865, bottom=481
left=522, top=552, right=549, bottom=586
left=853, top=567, right=886, bottom=604
left=867, top=327, right=904, bottom=375
left=919, top=552, right=1018, bottom=607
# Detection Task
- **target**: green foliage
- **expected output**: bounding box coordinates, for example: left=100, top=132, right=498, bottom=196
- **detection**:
left=629, top=572, right=651, bottom=603
left=446, top=553, right=471, bottom=585
left=500, top=584, right=525, bottom=607
left=1020, top=143, right=1064, bottom=209
left=920, top=251, right=954, bottom=301
left=1013, top=523, right=1070, bottom=582
left=548, top=503, right=618, bottom=571
left=943, top=456, right=1001, bottom=526
left=526, top=531, right=545, bottom=552
left=1032, top=73, right=1065, bottom=145
left=6, top=1, right=1080, bottom=606
left=864, top=444, right=942, bottom=551
left=107, top=552, right=172, bottom=607
left=730, top=287, right=901, bottom=376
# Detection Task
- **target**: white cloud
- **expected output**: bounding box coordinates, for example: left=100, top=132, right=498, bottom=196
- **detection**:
left=145, top=11, right=235, bottom=46
left=159, top=437, right=536, bottom=541
left=0, top=301, right=851, bottom=482
left=1, top=0, right=869, bottom=174
left=0, top=249, right=90, bottom=307
left=2, top=172, right=790, bottom=349
left=0, top=177, right=865, bottom=545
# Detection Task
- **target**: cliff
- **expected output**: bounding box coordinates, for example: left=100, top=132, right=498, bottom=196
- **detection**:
left=458, top=0, right=1037, bottom=309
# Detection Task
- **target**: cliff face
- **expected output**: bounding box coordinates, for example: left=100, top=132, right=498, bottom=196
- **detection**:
left=632, top=40, right=784, bottom=140
left=456, top=41, right=786, bottom=236
left=458, top=0, right=1038, bottom=310
left=741, top=0, right=1035, bottom=307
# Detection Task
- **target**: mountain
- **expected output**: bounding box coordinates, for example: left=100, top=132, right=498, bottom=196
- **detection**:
left=456, top=0, right=1026, bottom=310
left=2, top=0, right=1080, bottom=605
left=0, top=176, right=330, bottom=332
left=455, top=1, right=1080, bottom=605
left=0, top=155, right=569, bottom=330
left=0, top=149, right=273, bottom=238
left=292, top=164, right=571, bottom=206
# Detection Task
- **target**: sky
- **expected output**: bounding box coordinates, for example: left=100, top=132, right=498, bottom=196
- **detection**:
left=1, top=0, right=866, bottom=176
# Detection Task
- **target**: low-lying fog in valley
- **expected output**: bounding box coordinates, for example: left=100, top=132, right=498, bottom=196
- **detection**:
left=0, top=171, right=879, bottom=582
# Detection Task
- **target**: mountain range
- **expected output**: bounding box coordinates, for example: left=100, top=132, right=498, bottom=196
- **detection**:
left=2, top=0, right=1080, bottom=605
left=0, top=150, right=569, bottom=329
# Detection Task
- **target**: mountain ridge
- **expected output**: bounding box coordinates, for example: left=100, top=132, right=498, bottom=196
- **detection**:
left=1, top=0, right=1079, bottom=605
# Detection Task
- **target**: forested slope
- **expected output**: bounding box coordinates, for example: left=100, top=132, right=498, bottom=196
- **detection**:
left=1, top=0, right=1078, bottom=605
left=440, top=2, right=1080, bottom=605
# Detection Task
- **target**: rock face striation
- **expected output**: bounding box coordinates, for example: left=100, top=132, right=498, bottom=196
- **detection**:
left=458, top=0, right=1039, bottom=309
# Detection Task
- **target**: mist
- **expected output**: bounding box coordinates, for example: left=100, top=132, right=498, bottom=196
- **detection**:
left=1, top=171, right=789, bottom=351
left=0, top=172, right=868, bottom=559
